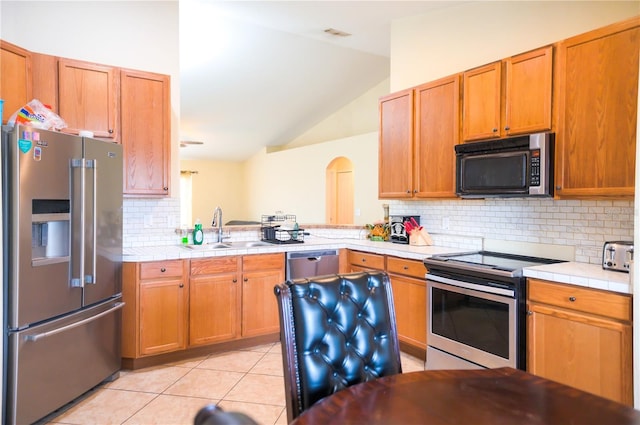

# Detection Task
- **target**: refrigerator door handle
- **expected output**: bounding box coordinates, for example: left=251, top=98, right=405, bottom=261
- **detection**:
left=24, top=302, right=124, bottom=342
left=70, top=158, right=85, bottom=288
left=85, top=159, right=97, bottom=285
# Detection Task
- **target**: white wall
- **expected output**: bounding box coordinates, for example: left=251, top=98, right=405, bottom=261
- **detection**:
left=391, top=1, right=639, bottom=90
left=181, top=159, right=247, bottom=225
left=244, top=132, right=383, bottom=224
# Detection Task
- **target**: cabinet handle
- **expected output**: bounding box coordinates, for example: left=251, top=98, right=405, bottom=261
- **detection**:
left=163, top=186, right=169, bottom=191
left=527, top=310, right=533, bottom=316
left=492, top=128, right=498, bottom=132
left=504, top=126, right=510, bottom=131
left=406, top=190, right=411, bottom=194
left=569, top=296, right=576, bottom=302
left=233, top=278, right=237, bottom=283
left=361, top=258, right=366, bottom=262
left=244, top=277, right=248, bottom=282
left=160, top=267, right=166, bottom=272
left=555, top=185, right=562, bottom=190
left=403, top=266, right=409, bottom=270
left=108, top=129, right=114, bottom=134
left=179, top=283, right=184, bottom=288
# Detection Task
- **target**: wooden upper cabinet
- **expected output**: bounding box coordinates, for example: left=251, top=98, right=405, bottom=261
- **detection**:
left=0, top=41, right=32, bottom=125
left=121, top=69, right=171, bottom=196
left=58, top=58, right=118, bottom=140
left=505, top=46, right=553, bottom=135
left=555, top=17, right=639, bottom=198
left=463, top=61, right=501, bottom=141
left=414, top=74, right=460, bottom=198
left=463, top=46, right=553, bottom=141
left=379, top=88, right=414, bottom=198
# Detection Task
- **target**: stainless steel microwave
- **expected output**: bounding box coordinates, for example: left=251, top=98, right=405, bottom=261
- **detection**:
left=455, top=132, right=554, bottom=198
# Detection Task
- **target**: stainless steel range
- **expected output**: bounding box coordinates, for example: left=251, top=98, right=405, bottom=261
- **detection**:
left=423, top=251, right=563, bottom=371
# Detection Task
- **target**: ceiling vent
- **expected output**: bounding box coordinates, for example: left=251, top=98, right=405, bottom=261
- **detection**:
left=324, top=28, right=352, bottom=37
left=180, top=140, right=204, bottom=148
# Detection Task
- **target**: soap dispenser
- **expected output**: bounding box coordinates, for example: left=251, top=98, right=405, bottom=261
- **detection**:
left=193, top=219, right=204, bottom=245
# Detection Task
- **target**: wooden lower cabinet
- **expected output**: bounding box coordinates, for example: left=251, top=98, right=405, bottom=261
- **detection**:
left=347, top=250, right=426, bottom=357
left=122, top=259, right=189, bottom=358
left=242, top=253, right=285, bottom=337
left=386, top=256, right=427, bottom=358
left=123, top=253, right=285, bottom=364
left=527, top=278, right=632, bottom=405
left=189, top=256, right=241, bottom=346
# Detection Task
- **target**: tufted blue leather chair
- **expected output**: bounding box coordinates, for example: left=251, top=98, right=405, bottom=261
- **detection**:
left=194, top=404, right=258, bottom=425
left=274, top=271, right=402, bottom=422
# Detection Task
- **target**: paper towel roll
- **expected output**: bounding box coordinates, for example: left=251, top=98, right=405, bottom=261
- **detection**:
left=45, top=221, right=70, bottom=257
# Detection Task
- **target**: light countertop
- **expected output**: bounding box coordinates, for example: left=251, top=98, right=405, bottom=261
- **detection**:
left=123, top=238, right=632, bottom=295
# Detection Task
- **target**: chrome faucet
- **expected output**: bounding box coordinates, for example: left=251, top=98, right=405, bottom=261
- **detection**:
left=212, top=206, right=223, bottom=243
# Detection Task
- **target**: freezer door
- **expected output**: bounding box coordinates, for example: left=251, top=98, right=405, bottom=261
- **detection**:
left=6, top=298, right=123, bottom=424
left=82, top=138, right=122, bottom=306
left=4, top=126, right=83, bottom=328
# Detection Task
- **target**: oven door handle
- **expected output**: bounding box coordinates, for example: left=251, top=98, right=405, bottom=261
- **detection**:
left=426, top=273, right=515, bottom=297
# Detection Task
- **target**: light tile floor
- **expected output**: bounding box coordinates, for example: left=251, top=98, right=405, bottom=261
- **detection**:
left=44, top=343, right=425, bottom=425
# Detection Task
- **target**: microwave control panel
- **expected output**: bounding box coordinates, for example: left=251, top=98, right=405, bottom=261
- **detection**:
left=530, top=149, right=541, bottom=186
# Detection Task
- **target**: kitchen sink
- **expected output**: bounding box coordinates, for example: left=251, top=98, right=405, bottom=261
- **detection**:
left=182, top=243, right=232, bottom=250
left=182, top=241, right=272, bottom=250
left=228, top=240, right=272, bottom=248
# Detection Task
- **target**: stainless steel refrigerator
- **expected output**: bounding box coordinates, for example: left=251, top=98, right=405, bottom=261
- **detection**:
left=2, top=125, right=124, bottom=424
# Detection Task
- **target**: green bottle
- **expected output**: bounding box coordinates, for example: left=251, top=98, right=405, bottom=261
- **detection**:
left=193, top=219, right=203, bottom=245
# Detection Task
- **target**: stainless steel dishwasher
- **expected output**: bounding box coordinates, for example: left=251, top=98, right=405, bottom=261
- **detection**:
left=286, top=250, right=339, bottom=280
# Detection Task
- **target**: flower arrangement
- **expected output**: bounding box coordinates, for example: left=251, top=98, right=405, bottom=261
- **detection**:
left=365, top=221, right=390, bottom=241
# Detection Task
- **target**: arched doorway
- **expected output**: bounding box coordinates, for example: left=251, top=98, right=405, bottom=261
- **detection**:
left=326, top=157, right=354, bottom=224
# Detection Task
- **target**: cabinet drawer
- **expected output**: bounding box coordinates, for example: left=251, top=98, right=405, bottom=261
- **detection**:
left=348, top=251, right=385, bottom=270
left=386, top=256, right=426, bottom=280
left=528, top=279, right=631, bottom=322
left=243, top=253, right=285, bottom=272
left=191, top=256, right=239, bottom=276
left=140, top=260, right=184, bottom=280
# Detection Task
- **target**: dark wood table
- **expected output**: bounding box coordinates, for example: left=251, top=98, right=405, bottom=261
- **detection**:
left=291, top=367, right=640, bottom=425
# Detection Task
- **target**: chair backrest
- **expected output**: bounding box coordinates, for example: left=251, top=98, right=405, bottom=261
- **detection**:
left=274, top=271, right=402, bottom=422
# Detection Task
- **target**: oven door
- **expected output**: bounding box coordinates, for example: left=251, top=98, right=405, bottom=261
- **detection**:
left=427, top=274, right=517, bottom=369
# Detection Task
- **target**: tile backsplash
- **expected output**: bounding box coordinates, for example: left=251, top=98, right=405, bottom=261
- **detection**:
left=123, top=197, right=633, bottom=265
left=123, top=198, right=182, bottom=248
left=390, top=198, right=633, bottom=265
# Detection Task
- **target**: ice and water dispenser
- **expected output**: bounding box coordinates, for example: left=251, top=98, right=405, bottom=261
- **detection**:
left=31, top=199, right=70, bottom=263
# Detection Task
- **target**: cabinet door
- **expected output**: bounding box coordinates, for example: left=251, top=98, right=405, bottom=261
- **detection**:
left=555, top=18, right=639, bottom=197
left=504, top=46, right=553, bottom=136
left=139, top=278, right=187, bottom=356
left=389, top=273, right=426, bottom=350
left=58, top=58, right=118, bottom=139
left=0, top=41, right=32, bottom=125
left=528, top=304, right=632, bottom=405
left=241, top=254, right=284, bottom=337
left=121, top=69, right=171, bottom=196
left=190, top=274, right=239, bottom=345
left=242, top=268, right=283, bottom=337
left=462, top=61, right=501, bottom=141
left=379, top=89, right=414, bottom=198
left=414, top=74, right=460, bottom=198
